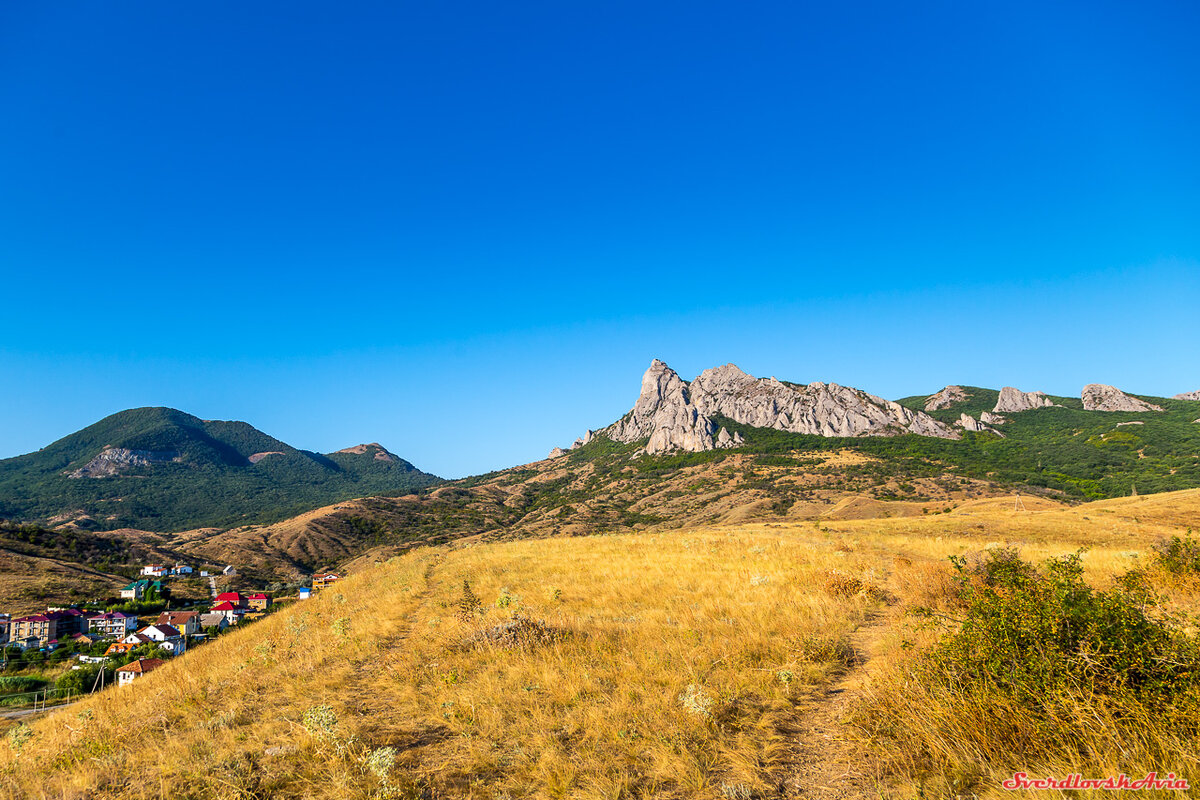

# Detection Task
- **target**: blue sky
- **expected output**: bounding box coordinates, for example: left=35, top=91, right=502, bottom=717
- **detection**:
left=2, top=1, right=1198, bottom=478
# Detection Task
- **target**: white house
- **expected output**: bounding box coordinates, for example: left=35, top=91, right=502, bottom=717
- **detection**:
left=141, top=565, right=168, bottom=577
left=137, top=624, right=187, bottom=655
left=116, top=658, right=164, bottom=686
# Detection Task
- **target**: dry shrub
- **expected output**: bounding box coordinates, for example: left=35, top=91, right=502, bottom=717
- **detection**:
left=822, top=572, right=864, bottom=597
left=465, top=616, right=571, bottom=649
left=821, top=571, right=892, bottom=603
left=797, top=633, right=858, bottom=668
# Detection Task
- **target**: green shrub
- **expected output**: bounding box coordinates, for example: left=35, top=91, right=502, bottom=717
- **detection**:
left=931, top=550, right=1200, bottom=710
left=1154, top=533, right=1200, bottom=576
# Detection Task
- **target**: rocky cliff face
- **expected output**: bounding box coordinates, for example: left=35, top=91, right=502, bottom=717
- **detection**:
left=67, top=447, right=181, bottom=478
left=596, top=360, right=957, bottom=454
left=994, top=387, right=1058, bottom=413
left=1081, top=384, right=1164, bottom=412
left=925, top=386, right=970, bottom=411
left=1175, top=390, right=1200, bottom=401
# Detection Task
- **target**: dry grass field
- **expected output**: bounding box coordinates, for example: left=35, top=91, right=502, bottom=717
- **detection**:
left=2, top=490, right=1198, bottom=799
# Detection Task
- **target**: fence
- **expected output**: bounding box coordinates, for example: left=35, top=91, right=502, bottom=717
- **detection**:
left=0, top=687, right=78, bottom=712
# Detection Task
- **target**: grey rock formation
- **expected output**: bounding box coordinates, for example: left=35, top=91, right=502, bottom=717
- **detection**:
left=715, top=428, right=745, bottom=449
left=547, top=447, right=568, bottom=459
left=994, top=387, right=1057, bottom=413
left=67, top=447, right=180, bottom=478
left=980, top=411, right=1007, bottom=425
left=599, top=360, right=958, bottom=454
left=956, top=413, right=1005, bottom=438
left=1174, top=390, right=1200, bottom=401
left=1081, top=384, right=1164, bottom=412
left=571, top=430, right=596, bottom=450
left=958, top=413, right=984, bottom=432
left=925, top=386, right=971, bottom=411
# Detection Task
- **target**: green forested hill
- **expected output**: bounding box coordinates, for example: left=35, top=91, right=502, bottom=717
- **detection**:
left=0, top=408, right=441, bottom=531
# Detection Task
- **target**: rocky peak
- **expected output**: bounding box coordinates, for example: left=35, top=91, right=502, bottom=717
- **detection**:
left=578, top=359, right=958, bottom=455
left=1174, top=390, right=1200, bottom=401
left=925, top=386, right=971, bottom=411
left=993, top=387, right=1058, bottom=413
left=334, top=443, right=399, bottom=462
left=1081, top=385, right=1164, bottom=413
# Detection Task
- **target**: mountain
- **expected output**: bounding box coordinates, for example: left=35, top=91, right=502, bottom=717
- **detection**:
left=557, top=360, right=956, bottom=456
left=0, top=407, right=441, bottom=531
left=168, top=368, right=1200, bottom=583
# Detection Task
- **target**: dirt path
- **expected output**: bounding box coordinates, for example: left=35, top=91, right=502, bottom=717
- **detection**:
left=783, top=612, right=892, bottom=799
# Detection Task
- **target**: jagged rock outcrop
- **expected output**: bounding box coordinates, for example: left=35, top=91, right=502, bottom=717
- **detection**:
left=598, top=360, right=957, bottom=454
left=715, top=428, right=745, bottom=448
left=571, top=430, right=596, bottom=450
left=956, top=413, right=1005, bottom=437
left=1174, top=390, right=1200, bottom=401
left=1081, top=384, right=1164, bottom=412
left=67, top=447, right=180, bottom=478
left=958, top=413, right=984, bottom=432
left=547, top=447, right=568, bottom=459
left=925, top=386, right=971, bottom=411
left=994, top=387, right=1057, bottom=413
left=980, top=411, right=1006, bottom=425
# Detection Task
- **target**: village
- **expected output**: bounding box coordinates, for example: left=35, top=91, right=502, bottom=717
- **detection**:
left=0, top=564, right=342, bottom=705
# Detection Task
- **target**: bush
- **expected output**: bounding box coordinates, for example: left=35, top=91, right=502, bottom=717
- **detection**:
left=1154, top=533, right=1200, bottom=576
left=932, top=549, right=1200, bottom=709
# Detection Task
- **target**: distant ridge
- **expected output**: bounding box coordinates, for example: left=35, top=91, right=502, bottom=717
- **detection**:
left=0, top=407, right=440, bottom=531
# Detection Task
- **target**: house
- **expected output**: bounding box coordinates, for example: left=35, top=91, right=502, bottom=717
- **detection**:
left=222, top=565, right=236, bottom=576
left=198, top=613, right=229, bottom=632
left=105, top=637, right=151, bottom=657
left=136, top=624, right=186, bottom=655
left=156, top=611, right=200, bottom=636
left=171, top=564, right=193, bottom=576
left=297, top=588, right=312, bottom=600
left=210, top=601, right=244, bottom=624
left=246, top=593, right=271, bottom=611
left=87, top=611, right=138, bottom=638
left=313, top=573, right=340, bottom=591
left=214, top=591, right=244, bottom=608
left=141, top=565, right=168, bottom=577
left=120, top=579, right=164, bottom=600
left=116, top=658, right=164, bottom=686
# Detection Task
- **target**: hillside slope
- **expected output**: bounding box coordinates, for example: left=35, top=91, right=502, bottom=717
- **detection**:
left=0, top=408, right=441, bottom=531
left=4, top=490, right=1197, bottom=798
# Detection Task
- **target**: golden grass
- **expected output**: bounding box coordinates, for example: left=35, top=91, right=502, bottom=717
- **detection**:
left=2, top=489, right=1197, bottom=799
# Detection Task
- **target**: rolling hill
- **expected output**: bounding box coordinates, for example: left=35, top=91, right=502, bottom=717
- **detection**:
left=0, top=407, right=441, bottom=532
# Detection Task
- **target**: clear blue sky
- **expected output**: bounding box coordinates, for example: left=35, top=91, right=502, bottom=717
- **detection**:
left=2, top=1, right=1198, bottom=478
